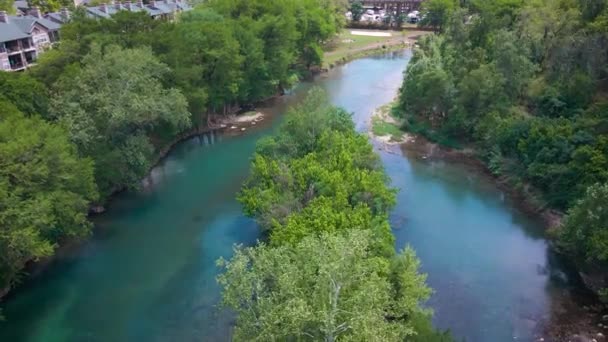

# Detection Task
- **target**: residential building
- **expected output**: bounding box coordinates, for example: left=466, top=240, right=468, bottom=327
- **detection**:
left=351, top=0, right=424, bottom=14
left=0, top=9, right=61, bottom=71
left=85, top=0, right=192, bottom=21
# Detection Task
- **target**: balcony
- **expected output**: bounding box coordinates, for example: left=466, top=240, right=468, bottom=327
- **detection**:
left=8, top=54, right=25, bottom=71
left=6, top=45, right=21, bottom=55
left=10, top=62, right=25, bottom=71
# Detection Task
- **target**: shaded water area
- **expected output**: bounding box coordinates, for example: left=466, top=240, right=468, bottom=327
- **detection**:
left=0, top=50, right=582, bottom=342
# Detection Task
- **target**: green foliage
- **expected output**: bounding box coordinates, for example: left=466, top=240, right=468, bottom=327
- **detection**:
left=0, top=72, right=48, bottom=117
left=27, top=0, right=72, bottom=12
left=0, top=0, right=13, bottom=13
left=218, top=229, right=431, bottom=341
left=399, top=36, right=453, bottom=126
left=559, top=183, right=608, bottom=264
left=419, top=0, right=458, bottom=32
left=399, top=0, right=608, bottom=210
left=164, top=8, right=243, bottom=119
left=0, top=106, right=97, bottom=290
left=50, top=44, right=191, bottom=198
left=350, top=0, right=364, bottom=21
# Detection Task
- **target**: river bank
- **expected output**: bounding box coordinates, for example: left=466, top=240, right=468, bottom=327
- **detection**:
left=322, top=29, right=428, bottom=69
left=369, top=105, right=606, bottom=342
left=0, top=105, right=274, bottom=302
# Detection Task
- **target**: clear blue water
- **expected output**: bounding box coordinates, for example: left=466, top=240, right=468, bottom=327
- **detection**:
left=0, top=51, right=579, bottom=342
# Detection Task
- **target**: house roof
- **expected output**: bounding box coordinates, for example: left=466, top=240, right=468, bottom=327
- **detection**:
left=85, top=0, right=191, bottom=19
left=13, top=15, right=61, bottom=31
left=0, top=21, right=30, bottom=42
left=0, top=15, right=61, bottom=43
left=44, top=12, right=66, bottom=24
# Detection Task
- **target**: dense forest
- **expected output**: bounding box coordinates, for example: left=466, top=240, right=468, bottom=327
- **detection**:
left=403, top=0, right=608, bottom=295
left=218, top=89, right=451, bottom=341
left=0, top=0, right=344, bottom=294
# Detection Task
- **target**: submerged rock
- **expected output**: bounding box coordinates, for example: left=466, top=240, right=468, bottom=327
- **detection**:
left=90, top=205, right=106, bottom=214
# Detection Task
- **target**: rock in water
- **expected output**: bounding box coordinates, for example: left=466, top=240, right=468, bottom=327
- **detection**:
left=90, top=205, right=106, bottom=214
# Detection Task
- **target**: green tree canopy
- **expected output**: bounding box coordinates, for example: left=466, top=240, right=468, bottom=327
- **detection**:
left=419, top=0, right=457, bottom=32
left=218, top=230, right=431, bottom=341
left=0, top=72, right=48, bottom=117
left=50, top=44, right=190, bottom=198
left=350, top=0, right=364, bottom=21
left=559, top=183, right=608, bottom=264
left=0, top=105, right=97, bottom=289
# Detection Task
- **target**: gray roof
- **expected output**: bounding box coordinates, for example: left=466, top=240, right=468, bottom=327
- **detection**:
left=0, top=15, right=61, bottom=43
left=0, top=21, right=30, bottom=42
left=86, top=0, right=191, bottom=19
left=12, top=0, right=28, bottom=11
left=13, top=15, right=61, bottom=31
left=44, top=12, right=66, bottom=24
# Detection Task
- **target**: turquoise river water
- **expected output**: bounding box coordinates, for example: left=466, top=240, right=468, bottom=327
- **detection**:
left=0, top=50, right=583, bottom=342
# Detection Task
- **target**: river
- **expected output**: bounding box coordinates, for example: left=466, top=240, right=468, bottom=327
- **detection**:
left=0, top=50, right=582, bottom=342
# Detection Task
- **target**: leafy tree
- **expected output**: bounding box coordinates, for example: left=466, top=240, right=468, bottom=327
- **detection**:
left=0, top=72, right=48, bottom=117
left=0, top=104, right=97, bottom=290
left=419, top=0, right=457, bottom=32
left=50, top=44, right=190, bottom=198
left=395, top=13, right=407, bottom=28
left=218, top=230, right=431, bottom=341
left=27, top=0, right=71, bottom=12
left=559, top=183, right=608, bottom=263
left=399, top=36, right=454, bottom=124
left=296, top=0, right=339, bottom=68
left=350, top=0, right=364, bottom=21
left=164, top=8, right=243, bottom=121
left=0, top=0, right=13, bottom=14
left=398, top=0, right=608, bottom=210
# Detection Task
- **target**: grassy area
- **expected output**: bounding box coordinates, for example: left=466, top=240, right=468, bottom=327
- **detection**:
left=323, top=29, right=405, bottom=68
left=371, top=115, right=403, bottom=140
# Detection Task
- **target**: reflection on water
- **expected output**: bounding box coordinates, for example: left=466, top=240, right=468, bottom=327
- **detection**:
left=382, top=149, right=586, bottom=341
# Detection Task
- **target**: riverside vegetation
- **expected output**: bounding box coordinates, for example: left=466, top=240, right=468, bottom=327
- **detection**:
left=401, top=0, right=608, bottom=299
left=218, top=89, right=452, bottom=341
left=0, top=0, right=346, bottom=297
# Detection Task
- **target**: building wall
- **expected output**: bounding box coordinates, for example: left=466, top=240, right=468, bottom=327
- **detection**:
left=32, top=25, right=51, bottom=51
left=0, top=53, right=10, bottom=71
left=359, top=0, right=424, bottom=12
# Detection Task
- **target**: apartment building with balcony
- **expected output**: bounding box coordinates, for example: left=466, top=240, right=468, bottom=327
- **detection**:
left=85, top=0, right=192, bottom=21
left=0, top=9, right=61, bottom=71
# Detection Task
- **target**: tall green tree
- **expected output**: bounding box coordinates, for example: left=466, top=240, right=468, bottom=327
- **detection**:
left=419, top=0, right=457, bottom=32
left=164, top=8, right=243, bottom=122
left=0, top=72, right=48, bottom=117
left=50, top=44, right=190, bottom=198
left=350, top=0, right=364, bottom=21
left=559, top=183, right=608, bottom=263
left=0, top=104, right=97, bottom=290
